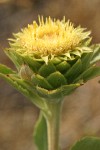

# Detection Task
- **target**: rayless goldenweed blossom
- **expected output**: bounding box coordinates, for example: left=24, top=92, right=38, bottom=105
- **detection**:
left=9, top=16, right=90, bottom=57
left=0, top=16, right=100, bottom=150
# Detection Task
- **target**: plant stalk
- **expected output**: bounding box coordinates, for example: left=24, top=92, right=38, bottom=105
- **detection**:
left=44, top=100, right=62, bottom=150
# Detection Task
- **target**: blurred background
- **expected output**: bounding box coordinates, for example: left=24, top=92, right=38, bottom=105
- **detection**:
left=0, top=0, right=100, bottom=150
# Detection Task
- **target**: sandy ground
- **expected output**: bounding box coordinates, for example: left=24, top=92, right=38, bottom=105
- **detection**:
left=0, top=1, right=100, bottom=150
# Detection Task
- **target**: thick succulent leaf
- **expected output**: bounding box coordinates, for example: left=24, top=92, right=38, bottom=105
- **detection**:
left=38, top=62, right=56, bottom=77
left=64, top=59, right=82, bottom=83
left=56, top=61, right=71, bottom=73
left=0, top=67, right=46, bottom=109
left=32, top=74, right=53, bottom=90
left=36, top=83, right=80, bottom=100
left=47, top=71, right=67, bottom=89
left=91, top=44, right=100, bottom=64
left=74, top=66, right=100, bottom=83
left=34, top=112, right=47, bottom=150
left=71, top=137, right=100, bottom=150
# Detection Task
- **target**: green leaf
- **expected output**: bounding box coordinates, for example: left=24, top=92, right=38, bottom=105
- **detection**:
left=0, top=71, right=46, bottom=110
left=38, top=62, right=56, bottom=77
left=71, top=137, right=100, bottom=150
left=82, top=46, right=92, bottom=53
left=5, top=49, right=24, bottom=69
left=32, top=74, right=53, bottom=90
left=36, top=86, right=62, bottom=101
left=82, top=37, right=92, bottom=46
left=23, top=55, right=42, bottom=73
left=91, top=44, right=100, bottom=64
left=0, top=64, right=15, bottom=74
left=50, top=57, right=62, bottom=65
left=71, top=50, right=81, bottom=57
left=76, top=46, right=92, bottom=53
left=36, top=83, right=80, bottom=100
left=56, top=61, right=71, bottom=73
left=81, top=52, right=93, bottom=71
left=64, top=59, right=82, bottom=83
left=60, top=83, right=80, bottom=96
left=47, top=71, right=67, bottom=89
left=34, top=112, right=47, bottom=150
left=82, top=66, right=100, bottom=81
left=74, top=66, right=100, bottom=83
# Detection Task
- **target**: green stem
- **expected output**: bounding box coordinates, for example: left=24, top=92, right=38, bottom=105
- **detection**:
left=44, top=100, right=62, bottom=150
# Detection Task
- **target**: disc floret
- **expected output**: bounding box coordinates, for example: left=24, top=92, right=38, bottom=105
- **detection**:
left=9, top=16, right=91, bottom=59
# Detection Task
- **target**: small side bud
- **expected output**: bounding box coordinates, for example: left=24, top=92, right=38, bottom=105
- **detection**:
left=19, top=64, right=33, bottom=80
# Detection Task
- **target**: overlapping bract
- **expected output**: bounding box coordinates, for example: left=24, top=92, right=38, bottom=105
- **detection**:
left=0, top=44, right=100, bottom=101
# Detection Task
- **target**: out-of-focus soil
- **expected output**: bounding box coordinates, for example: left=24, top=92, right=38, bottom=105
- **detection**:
left=0, top=0, right=100, bottom=150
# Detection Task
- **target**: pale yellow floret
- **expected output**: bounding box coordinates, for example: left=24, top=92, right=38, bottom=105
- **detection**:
left=12, top=16, right=90, bottom=56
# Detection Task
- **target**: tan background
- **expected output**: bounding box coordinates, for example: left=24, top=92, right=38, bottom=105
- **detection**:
left=0, top=0, right=100, bottom=150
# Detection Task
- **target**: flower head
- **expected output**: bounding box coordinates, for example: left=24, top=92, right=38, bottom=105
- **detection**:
left=0, top=16, right=100, bottom=100
left=9, top=16, right=91, bottom=61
